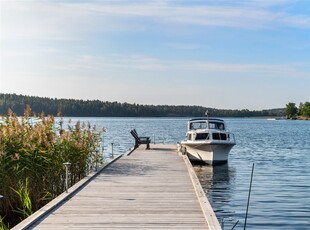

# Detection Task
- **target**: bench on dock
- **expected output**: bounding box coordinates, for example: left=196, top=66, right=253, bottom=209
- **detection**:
left=130, top=129, right=150, bottom=149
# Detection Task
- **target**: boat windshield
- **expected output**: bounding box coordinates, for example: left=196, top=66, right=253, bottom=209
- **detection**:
left=209, top=122, right=225, bottom=130
left=189, top=122, right=208, bottom=130
left=189, top=121, right=225, bottom=130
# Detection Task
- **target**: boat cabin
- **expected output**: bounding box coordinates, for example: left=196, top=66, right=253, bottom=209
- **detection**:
left=186, top=118, right=230, bottom=141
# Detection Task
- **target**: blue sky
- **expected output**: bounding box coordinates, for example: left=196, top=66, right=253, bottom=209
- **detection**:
left=1, top=0, right=310, bottom=110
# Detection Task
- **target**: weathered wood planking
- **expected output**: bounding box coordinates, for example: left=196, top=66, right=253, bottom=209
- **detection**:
left=14, top=144, right=220, bottom=229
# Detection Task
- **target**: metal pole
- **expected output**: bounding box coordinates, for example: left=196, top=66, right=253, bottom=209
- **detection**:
left=102, top=133, right=104, bottom=152
left=244, top=163, right=255, bottom=230
left=205, top=110, right=209, bottom=128
left=232, top=220, right=239, bottom=230
left=100, top=133, right=105, bottom=161
left=63, top=162, right=71, bottom=193
left=111, top=143, right=114, bottom=159
left=95, top=151, right=98, bottom=171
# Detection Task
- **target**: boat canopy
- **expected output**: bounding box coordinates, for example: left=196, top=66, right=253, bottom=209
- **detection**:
left=189, top=118, right=224, bottom=122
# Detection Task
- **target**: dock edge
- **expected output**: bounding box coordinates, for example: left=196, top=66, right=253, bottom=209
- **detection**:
left=11, top=149, right=133, bottom=230
left=182, top=154, right=222, bottom=230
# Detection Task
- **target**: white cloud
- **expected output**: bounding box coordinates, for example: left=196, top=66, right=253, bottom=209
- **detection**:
left=109, top=54, right=307, bottom=75
left=2, top=0, right=310, bottom=42
left=166, top=43, right=208, bottom=50
left=51, top=52, right=310, bottom=79
left=67, top=0, right=310, bottom=29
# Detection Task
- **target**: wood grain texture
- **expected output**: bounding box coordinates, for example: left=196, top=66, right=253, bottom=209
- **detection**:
left=19, top=144, right=217, bottom=229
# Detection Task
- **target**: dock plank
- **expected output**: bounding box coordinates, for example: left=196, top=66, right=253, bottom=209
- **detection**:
left=14, top=144, right=219, bottom=229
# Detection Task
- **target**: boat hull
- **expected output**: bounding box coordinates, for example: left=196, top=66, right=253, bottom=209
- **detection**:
left=180, top=142, right=234, bottom=165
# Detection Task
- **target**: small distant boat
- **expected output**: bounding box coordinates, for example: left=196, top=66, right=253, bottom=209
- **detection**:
left=179, top=117, right=236, bottom=165
left=267, top=118, right=276, bottom=121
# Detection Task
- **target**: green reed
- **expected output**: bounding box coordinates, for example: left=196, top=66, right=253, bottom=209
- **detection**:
left=0, top=215, right=9, bottom=230
left=0, top=106, right=104, bottom=227
left=10, top=178, right=32, bottom=219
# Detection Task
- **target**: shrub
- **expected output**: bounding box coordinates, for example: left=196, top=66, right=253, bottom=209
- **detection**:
left=0, top=106, right=103, bottom=227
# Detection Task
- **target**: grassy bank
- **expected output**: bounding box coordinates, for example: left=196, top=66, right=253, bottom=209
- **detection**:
left=0, top=106, right=103, bottom=228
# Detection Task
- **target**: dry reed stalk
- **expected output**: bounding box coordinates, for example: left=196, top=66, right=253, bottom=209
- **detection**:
left=0, top=106, right=103, bottom=227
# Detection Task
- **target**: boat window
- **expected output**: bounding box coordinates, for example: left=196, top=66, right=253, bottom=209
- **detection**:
left=209, top=122, right=225, bottom=130
left=212, top=133, right=227, bottom=140
left=190, top=122, right=208, bottom=130
left=209, top=123, right=216, bottom=129
left=195, top=133, right=209, bottom=140
left=187, top=134, right=192, bottom=140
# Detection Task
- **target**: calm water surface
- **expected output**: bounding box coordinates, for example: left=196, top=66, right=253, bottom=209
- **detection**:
left=65, top=118, right=310, bottom=229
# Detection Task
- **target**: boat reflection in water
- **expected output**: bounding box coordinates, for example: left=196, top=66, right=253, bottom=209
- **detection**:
left=193, top=163, right=238, bottom=228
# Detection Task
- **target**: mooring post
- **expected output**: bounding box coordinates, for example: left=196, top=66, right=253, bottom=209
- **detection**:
left=63, top=162, right=71, bottom=193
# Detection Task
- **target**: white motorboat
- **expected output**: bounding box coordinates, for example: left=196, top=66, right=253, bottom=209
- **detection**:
left=179, top=118, right=236, bottom=165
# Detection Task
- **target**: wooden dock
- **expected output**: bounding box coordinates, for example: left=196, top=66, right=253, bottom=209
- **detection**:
left=13, top=144, right=221, bottom=230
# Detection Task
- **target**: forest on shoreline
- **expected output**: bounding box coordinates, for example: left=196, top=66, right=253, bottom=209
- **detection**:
left=0, top=93, right=284, bottom=118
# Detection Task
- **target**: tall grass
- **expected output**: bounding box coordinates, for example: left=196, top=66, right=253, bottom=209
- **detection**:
left=10, top=178, right=32, bottom=219
left=0, top=106, right=103, bottom=227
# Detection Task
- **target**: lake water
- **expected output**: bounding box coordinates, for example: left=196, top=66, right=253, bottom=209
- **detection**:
left=65, top=117, right=310, bottom=229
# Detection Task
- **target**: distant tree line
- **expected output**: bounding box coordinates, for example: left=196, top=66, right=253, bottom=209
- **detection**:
left=0, top=93, right=284, bottom=117
left=286, top=102, right=310, bottom=119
